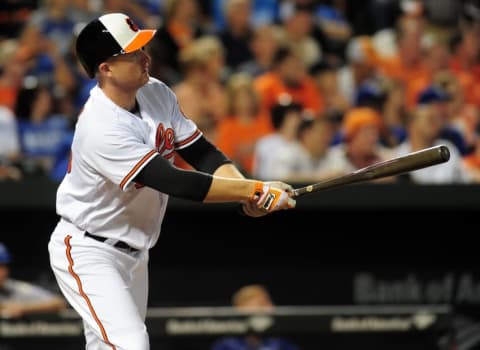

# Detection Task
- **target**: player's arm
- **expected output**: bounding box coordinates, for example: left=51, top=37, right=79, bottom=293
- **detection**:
left=176, top=135, right=290, bottom=216
left=175, top=135, right=235, bottom=175
left=134, top=155, right=295, bottom=212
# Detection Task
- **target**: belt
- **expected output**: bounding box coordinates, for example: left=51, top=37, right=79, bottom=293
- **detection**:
left=85, top=232, right=139, bottom=252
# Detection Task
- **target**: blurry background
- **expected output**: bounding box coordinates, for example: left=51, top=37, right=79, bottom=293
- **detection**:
left=2, top=0, right=480, bottom=349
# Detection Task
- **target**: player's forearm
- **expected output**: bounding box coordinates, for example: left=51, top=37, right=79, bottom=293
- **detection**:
left=203, top=177, right=259, bottom=203
left=135, top=155, right=259, bottom=202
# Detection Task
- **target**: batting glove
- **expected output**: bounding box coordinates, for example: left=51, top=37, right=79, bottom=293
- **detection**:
left=250, top=181, right=296, bottom=213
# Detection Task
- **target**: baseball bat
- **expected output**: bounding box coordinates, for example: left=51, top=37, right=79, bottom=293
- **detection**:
left=292, top=145, right=450, bottom=198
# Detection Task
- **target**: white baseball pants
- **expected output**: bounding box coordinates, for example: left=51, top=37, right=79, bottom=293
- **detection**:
left=48, top=219, right=150, bottom=350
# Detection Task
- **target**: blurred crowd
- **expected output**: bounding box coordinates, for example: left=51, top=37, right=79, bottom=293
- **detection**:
left=0, top=242, right=66, bottom=319
left=1, top=0, right=480, bottom=184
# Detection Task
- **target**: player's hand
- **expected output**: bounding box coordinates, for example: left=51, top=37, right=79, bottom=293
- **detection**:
left=240, top=199, right=267, bottom=217
left=240, top=182, right=296, bottom=217
left=251, top=181, right=296, bottom=214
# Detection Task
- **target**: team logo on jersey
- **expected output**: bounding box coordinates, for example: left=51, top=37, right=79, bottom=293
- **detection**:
left=155, top=123, right=175, bottom=158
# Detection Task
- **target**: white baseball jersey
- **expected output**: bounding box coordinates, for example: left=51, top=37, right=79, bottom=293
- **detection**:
left=56, top=77, right=201, bottom=250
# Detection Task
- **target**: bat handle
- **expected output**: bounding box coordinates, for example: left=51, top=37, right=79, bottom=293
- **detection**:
left=292, top=185, right=313, bottom=198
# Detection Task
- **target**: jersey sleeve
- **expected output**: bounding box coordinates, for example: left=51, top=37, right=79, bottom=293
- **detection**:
left=167, top=88, right=202, bottom=150
left=86, top=123, right=158, bottom=192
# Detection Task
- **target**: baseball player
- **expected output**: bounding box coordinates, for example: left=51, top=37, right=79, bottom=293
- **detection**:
left=47, top=13, right=295, bottom=350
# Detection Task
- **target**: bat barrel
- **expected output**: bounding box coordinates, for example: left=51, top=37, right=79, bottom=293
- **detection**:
left=292, top=145, right=450, bottom=198
left=439, top=145, right=450, bottom=162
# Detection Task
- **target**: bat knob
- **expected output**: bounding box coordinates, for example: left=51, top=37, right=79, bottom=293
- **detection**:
left=439, top=145, right=450, bottom=162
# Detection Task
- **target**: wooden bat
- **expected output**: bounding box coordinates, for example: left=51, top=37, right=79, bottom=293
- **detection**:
left=292, top=145, right=450, bottom=198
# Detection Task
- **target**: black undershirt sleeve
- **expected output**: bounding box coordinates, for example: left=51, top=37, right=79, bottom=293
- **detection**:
left=176, top=135, right=232, bottom=174
left=134, top=155, right=213, bottom=201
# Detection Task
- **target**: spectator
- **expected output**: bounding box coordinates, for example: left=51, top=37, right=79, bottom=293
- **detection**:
left=337, top=35, right=378, bottom=107
left=211, top=284, right=299, bottom=350
left=312, top=0, right=352, bottom=64
left=271, top=117, right=339, bottom=183
left=375, top=16, right=428, bottom=101
left=0, top=106, right=19, bottom=160
left=353, top=78, right=410, bottom=148
left=62, top=22, right=97, bottom=114
left=449, top=24, right=480, bottom=110
left=404, top=35, right=451, bottom=110
left=174, top=36, right=227, bottom=143
left=26, top=0, right=90, bottom=56
left=14, top=77, right=70, bottom=177
left=0, top=106, right=21, bottom=181
left=252, top=99, right=304, bottom=180
left=149, top=0, right=205, bottom=85
left=393, top=103, right=470, bottom=184
left=417, top=84, right=469, bottom=156
left=0, top=242, right=66, bottom=319
left=237, top=24, right=282, bottom=77
left=278, top=1, right=322, bottom=70
left=0, top=39, right=27, bottom=111
left=326, top=107, right=392, bottom=175
left=382, top=79, right=409, bottom=147
left=254, top=46, right=323, bottom=119
left=435, top=72, right=479, bottom=155
left=310, top=60, right=349, bottom=116
left=216, top=73, right=272, bottom=176
left=15, top=23, right=76, bottom=95
left=354, top=79, right=387, bottom=112
left=218, top=0, right=254, bottom=71
left=212, top=0, right=280, bottom=30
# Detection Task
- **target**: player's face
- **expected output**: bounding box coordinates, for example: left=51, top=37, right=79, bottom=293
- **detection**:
left=104, top=48, right=151, bottom=89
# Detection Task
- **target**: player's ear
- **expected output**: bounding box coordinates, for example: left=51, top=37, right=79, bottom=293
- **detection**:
left=98, top=62, right=112, bottom=77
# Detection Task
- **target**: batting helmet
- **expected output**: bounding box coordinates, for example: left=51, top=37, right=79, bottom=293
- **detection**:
left=0, top=243, right=11, bottom=264
left=76, top=13, right=157, bottom=78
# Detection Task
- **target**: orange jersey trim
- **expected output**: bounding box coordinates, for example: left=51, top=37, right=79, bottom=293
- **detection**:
left=119, top=150, right=157, bottom=190
left=174, top=129, right=201, bottom=149
left=163, top=151, right=175, bottom=160
left=64, top=235, right=116, bottom=350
